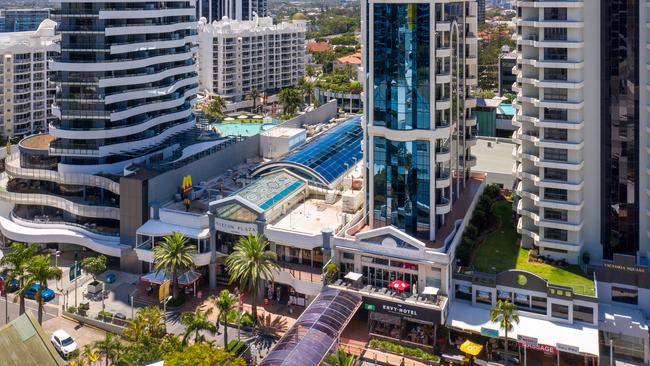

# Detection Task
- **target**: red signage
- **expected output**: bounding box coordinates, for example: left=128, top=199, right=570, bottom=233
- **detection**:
left=519, top=342, right=557, bottom=355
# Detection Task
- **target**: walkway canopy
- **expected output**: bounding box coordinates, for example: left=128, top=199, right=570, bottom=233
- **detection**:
left=251, top=116, right=363, bottom=187
left=140, top=270, right=201, bottom=286
left=259, top=289, right=362, bottom=366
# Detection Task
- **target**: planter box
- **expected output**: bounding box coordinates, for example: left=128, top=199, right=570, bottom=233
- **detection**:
left=87, top=281, right=102, bottom=294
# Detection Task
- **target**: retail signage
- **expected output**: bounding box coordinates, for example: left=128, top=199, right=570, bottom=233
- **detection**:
left=480, top=327, right=499, bottom=337
left=517, top=335, right=538, bottom=347
left=214, top=218, right=257, bottom=236
left=361, top=296, right=441, bottom=324
left=602, top=262, right=646, bottom=273
left=556, top=343, right=580, bottom=354
left=520, top=342, right=557, bottom=355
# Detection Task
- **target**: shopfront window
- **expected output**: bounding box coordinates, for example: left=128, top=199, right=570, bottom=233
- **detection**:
left=514, top=293, right=529, bottom=307
left=551, top=303, right=569, bottom=319
left=530, top=296, right=547, bottom=314
left=497, top=290, right=511, bottom=301
left=476, top=290, right=492, bottom=305
left=456, top=284, right=472, bottom=301
left=573, top=305, right=594, bottom=323
left=612, top=286, right=638, bottom=305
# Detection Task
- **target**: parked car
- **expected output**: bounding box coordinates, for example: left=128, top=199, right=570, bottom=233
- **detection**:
left=50, top=329, right=77, bottom=359
left=0, top=275, right=19, bottom=292
left=25, top=284, right=55, bottom=302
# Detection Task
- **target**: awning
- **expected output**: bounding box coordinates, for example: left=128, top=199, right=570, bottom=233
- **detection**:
left=422, top=286, right=439, bottom=295
left=599, top=303, right=649, bottom=338
left=137, top=219, right=210, bottom=239
left=344, top=271, right=363, bottom=281
left=460, top=340, right=483, bottom=356
left=448, top=301, right=599, bottom=356
left=141, top=270, right=202, bottom=286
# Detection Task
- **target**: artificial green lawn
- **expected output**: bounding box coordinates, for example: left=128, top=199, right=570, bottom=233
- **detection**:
left=471, top=200, right=595, bottom=296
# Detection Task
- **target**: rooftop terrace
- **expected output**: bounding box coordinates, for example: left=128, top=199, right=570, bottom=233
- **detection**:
left=466, top=200, right=595, bottom=296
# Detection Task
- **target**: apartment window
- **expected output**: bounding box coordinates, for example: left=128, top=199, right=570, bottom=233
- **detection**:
left=551, top=303, right=569, bottom=319
left=544, top=48, right=567, bottom=61
left=544, top=108, right=567, bottom=121
left=342, top=252, right=354, bottom=261
left=544, top=228, right=568, bottom=241
left=544, top=127, right=568, bottom=140
left=544, top=168, right=567, bottom=181
left=612, top=287, right=638, bottom=305
left=544, top=148, right=568, bottom=161
left=545, top=68, right=567, bottom=81
left=544, top=8, right=567, bottom=21
left=545, top=209, right=568, bottom=222
left=544, top=88, right=568, bottom=101
left=455, top=284, right=472, bottom=301
left=544, top=28, right=568, bottom=41
left=573, top=305, right=594, bottom=323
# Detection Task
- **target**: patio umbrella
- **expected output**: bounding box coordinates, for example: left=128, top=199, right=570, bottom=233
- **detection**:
left=388, top=280, right=410, bottom=292
left=460, top=340, right=483, bottom=356
left=224, top=117, right=235, bottom=121
left=177, top=270, right=201, bottom=286
left=238, top=115, right=248, bottom=119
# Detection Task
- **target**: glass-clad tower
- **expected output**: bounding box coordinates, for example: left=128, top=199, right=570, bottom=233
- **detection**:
left=363, top=0, right=478, bottom=242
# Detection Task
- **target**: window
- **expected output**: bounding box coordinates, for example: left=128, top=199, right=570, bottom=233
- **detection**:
left=544, top=109, right=567, bottom=122
left=342, top=252, right=354, bottom=261
left=573, top=305, right=594, bottom=323
left=544, top=128, right=568, bottom=141
left=545, top=8, right=567, bottom=21
left=544, top=148, right=568, bottom=161
left=544, top=28, right=568, bottom=41
left=476, top=290, right=492, bottom=305
left=551, top=303, right=569, bottom=319
left=544, top=168, right=567, bottom=181
left=544, top=48, right=567, bottom=61
left=514, top=293, right=529, bottom=307
left=530, top=296, right=547, bottom=314
left=455, top=284, right=472, bottom=301
left=545, top=68, right=567, bottom=81
left=612, top=286, right=638, bottom=305
left=545, top=188, right=567, bottom=201
left=544, top=228, right=568, bottom=241
left=497, top=290, right=511, bottom=301
left=545, top=209, right=568, bottom=221
left=544, top=88, right=568, bottom=101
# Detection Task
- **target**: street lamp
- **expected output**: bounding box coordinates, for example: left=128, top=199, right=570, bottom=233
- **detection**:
left=55, top=251, right=61, bottom=290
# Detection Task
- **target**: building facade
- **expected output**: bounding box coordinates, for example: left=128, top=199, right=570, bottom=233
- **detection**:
left=498, top=48, right=516, bottom=96
left=0, top=9, right=51, bottom=33
left=513, top=0, right=650, bottom=363
left=0, top=0, right=203, bottom=265
left=477, top=0, right=486, bottom=24
left=196, top=0, right=267, bottom=23
left=197, top=16, right=305, bottom=102
left=0, top=20, right=59, bottom=139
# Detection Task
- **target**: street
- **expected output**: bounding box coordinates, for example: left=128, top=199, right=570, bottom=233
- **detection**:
left=0, top=295, right=59, bottom=325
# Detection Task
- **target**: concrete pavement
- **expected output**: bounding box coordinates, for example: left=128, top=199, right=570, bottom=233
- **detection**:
left=42, top=316, right=106, bottom=351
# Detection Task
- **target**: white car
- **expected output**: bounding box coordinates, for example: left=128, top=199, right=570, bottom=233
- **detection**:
left=50, top=329, right=77, bottom=358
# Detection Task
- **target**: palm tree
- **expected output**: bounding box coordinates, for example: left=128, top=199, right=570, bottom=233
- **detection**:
left=225, top=234, right=279, bottom=325
left=205, top=95, right=226, bottom=119
left=209, top=289, right=235, bottom=348
left=489, top=299, right=519, bottom=353
left=324, top=348, right=358, bottom=366
left=153, top=232, right=196, bottom=300
left=0, top=242, right=38, bottom=316
left=323, top=261, right=340, bottom=285
left=305, top=65, right=317, bottom=78
left=247, top=87, right=261, bottom=112
left=25, top=254, right=62, bottom=324
left=297, top=77, right=315, bottom=105
left=93, top=333, right=123, bottom=366
left=179, top=308, right=217, bottom=346
left=278, top=87, right=303, bottom=117
left=81, top=344, right=101, bottom=366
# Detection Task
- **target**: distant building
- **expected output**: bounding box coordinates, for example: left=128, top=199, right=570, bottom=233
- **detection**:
left=197, top=16, right=306, bottom=101
left=196, top=0, right=267, bottom=22
left=305, top=41, right=332, bottom=53
left=0, top=19, right=59, bottom=139
left=0, top=9, right=50, bottom=33
left=498, top=46, right=517, bottom=96
left=477, top=0, right=486, bottom=24
left=475, top=98, right=515, bottom=137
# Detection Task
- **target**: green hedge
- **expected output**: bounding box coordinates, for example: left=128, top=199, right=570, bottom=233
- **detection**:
left=368, top=339, right=440, bottom=362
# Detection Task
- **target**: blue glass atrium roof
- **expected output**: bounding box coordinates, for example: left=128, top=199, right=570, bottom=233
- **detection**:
left=252, top=116, right=363, bottom=187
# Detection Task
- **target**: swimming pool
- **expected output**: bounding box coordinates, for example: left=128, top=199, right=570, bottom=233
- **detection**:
left=212, top=122, right=275, bottom=137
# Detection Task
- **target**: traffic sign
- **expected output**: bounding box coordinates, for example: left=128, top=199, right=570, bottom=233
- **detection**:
left=69, top=262, right=81, bottom=281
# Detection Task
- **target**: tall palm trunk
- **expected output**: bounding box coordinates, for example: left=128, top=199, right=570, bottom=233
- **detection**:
left=504, top=327, right=508, bottom=353
left=250, top=291, right=258, bottom=325
left=19, top=294, right=25, bottom=315
left=171, top=269, right=177, bottom=300
left=222, top=313, right=229, bottom=348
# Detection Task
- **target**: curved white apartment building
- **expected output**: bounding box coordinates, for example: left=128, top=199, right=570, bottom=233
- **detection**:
left=0, top=0, right=199, bottom=257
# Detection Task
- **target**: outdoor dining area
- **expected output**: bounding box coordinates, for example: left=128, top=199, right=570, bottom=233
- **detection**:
left=139, top=270, right=203, bottom=299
